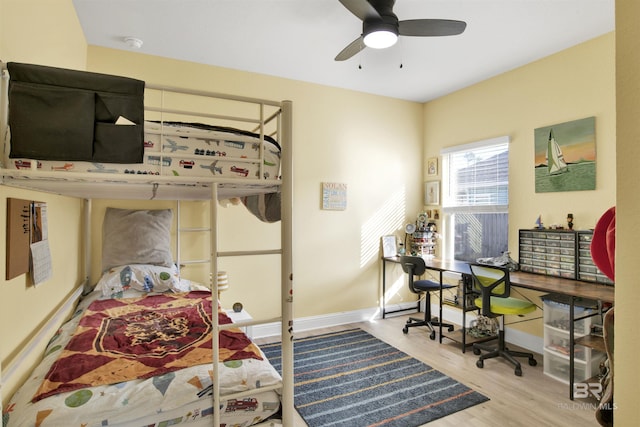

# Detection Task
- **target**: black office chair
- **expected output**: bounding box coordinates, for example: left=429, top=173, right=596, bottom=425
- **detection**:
left=469, top=263, right=538, bottom=376
left=399, top=256, right=455, bottom=340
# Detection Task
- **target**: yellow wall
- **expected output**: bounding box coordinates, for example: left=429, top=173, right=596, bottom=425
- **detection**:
left=3, top=0, right=638, bottom=423
left=422, top=33, right=616, bottom=336
left=0, top=188, right=84, bottom=399
left=615, top=0, right=640, bottom=423
left=84, top=47, right=425, bottom=321
left=0, top=0, right=88, bottom=403
left=0, top=0, right=86, bottom=68
left=423, top=33, right=616, bottom=234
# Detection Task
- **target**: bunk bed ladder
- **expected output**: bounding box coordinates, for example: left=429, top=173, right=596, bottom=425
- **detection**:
left=175, top=200, right=212, bottom=289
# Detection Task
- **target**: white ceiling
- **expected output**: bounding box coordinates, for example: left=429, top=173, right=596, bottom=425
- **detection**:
left=72, top=0, right=615, bottom=103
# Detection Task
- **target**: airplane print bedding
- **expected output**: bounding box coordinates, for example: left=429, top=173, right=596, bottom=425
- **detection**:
left=5, top=120, right=281, bottom=180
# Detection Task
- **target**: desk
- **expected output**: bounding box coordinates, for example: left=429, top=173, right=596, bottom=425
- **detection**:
left=381, top=256, right=615, bottom=399
left=510, top=270, right=613, bottom=400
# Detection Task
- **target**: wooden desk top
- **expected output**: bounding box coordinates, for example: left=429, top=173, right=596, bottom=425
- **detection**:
left=384, top=256, right=615, bottom=302
left=509, top=271, right=614, bottom=302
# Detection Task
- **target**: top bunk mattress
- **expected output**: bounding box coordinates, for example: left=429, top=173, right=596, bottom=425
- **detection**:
left=4, top=120, right=281, bottom=180
left=1, top=62, right=289, bottom=201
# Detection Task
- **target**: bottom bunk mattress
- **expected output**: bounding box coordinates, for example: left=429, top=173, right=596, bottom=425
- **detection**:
left=3, top=287, right=281, bottom=427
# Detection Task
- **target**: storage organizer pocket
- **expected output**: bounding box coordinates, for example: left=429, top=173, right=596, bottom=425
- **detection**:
left=7, top=62, right=145, bottom=164
left=8, top=82, right=95, bottom=161
left=93, top=122, right=143, bottom=163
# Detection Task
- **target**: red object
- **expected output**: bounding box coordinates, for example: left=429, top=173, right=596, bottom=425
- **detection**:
left=33, top=291, right=262, bottom=402
left=591, top=207, right=615, bottom=281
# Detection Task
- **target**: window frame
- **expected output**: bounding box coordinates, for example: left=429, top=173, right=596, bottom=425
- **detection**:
left=440, top=136, right=510, bottom=261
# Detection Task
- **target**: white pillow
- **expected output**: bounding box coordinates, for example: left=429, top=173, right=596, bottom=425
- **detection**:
left=96, top=264, right=187, bottom=298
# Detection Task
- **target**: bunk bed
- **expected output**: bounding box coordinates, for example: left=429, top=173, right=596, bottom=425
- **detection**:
left=0, top=62, right=294, bottom=427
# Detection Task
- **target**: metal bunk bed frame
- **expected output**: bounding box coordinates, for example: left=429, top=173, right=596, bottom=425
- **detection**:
left=0, top=63, right=294, bottom=427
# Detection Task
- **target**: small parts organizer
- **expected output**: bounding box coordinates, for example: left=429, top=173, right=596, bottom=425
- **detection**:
left=518, top=229, right=614, bottom=285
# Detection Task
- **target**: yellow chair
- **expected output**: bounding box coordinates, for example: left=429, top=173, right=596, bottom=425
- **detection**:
left=469, top=263, right=537, bottom=376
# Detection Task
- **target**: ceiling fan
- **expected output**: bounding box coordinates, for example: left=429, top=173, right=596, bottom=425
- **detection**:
left=335, top=0, right=467, bottom=61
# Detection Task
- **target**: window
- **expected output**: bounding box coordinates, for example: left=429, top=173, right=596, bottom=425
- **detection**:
left=441, top=136, right=510, bottom=262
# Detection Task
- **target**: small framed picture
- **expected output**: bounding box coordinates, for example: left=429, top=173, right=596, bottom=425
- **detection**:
left=381, top=235, right=397, bottom=258
left=424, top=181, right=440, bottom=205
left=426, top=157, right=438, bottom=176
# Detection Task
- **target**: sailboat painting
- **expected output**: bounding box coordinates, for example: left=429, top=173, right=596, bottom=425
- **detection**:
left=534, top=116, right=596, bottom=193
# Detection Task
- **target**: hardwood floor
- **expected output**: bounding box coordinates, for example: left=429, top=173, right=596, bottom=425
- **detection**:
left=256, top=314, right=602, bottom=427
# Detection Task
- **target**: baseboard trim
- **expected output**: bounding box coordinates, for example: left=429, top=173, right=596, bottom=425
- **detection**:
left=252, top=306, right=382, bottom=338
left=252, top=303, right=543, bottom=354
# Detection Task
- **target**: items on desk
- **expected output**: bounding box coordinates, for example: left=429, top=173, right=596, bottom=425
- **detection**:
left=567, top=213, right=574, bottom=230
left=397, top=242, right=405, bottom=255
left=476, top=251, right=519, bottom=272
left=407, top=212, right=438, bottom=256
left=381, top=235, right=398, bottom=258
left=535, top=215, right=543, bottom=229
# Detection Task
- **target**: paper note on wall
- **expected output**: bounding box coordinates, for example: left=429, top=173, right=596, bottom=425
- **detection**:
left=31, top=240, right=52, bottom=285
left=30, top=202, right=52, bottom=285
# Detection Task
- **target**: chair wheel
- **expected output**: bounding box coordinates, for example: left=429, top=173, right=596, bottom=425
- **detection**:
left=402, top=326, right=409, bottom=334
left=429, top=330, right=436, bottom=340
left=473, top=348, right=481, bottom=355
left=515, top=367, right=522, bottom=376
left=528, top=358, right=537, bottom=366
left=448, top=325, right=454, bottom=332
left=476, top=359, right=484, bottom=369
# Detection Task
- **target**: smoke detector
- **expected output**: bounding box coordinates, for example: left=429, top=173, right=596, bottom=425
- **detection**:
left=124, top=37, right=143, bottom=49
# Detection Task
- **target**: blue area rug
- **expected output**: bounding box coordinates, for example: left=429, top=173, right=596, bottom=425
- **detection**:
left=261, top=328, right=488, bottom=427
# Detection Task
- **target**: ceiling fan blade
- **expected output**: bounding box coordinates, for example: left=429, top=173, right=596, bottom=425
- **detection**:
left=339, top=0, right=382, bottom=21
left=399, top=19, right=467, bottom=37
left=335, top=36, right=366, bottom=61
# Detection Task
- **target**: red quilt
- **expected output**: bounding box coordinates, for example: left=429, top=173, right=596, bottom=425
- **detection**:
left=32, top=291, right=261, bottom=402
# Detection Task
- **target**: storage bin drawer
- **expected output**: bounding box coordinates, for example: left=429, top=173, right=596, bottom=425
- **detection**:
left=543, top=350, right=605, bottom=384
left=543, top=298, right=598, bottom=335
left=544, top=326, right=589, bottom=362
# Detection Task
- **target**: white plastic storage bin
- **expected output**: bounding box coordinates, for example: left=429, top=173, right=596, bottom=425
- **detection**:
left=543, top=297, right=595, bottom=335
left=542, top=294, right=605, bottom=385
left=544, top=349, right=605, bottom=384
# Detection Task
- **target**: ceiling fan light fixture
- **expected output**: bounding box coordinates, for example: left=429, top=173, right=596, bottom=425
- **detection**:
left=364, top=30, right=398, bottom=49
left=363, top=21, right=398, bottom=49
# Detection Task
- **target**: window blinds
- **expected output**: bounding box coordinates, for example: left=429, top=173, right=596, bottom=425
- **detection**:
left=441, top=136, right=510, bottom=211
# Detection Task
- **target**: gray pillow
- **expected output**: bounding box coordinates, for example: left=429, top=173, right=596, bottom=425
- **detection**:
left=102, top=208, right=173, bottom=272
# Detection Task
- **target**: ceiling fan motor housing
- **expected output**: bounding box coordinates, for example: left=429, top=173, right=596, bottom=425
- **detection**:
left=363, top=16, right=399, bottom=38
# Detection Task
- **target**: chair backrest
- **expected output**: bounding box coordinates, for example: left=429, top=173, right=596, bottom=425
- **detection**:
left=400, top=256, right=426, bottom=276
left=469, top=263, right=511, bottom=316
left=399, top=256, right=426, bottom=294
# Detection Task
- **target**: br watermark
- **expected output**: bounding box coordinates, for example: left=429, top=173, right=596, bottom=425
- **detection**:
left=556, top=383, right=617, bottom=411
left=574, top=382, right=603, bottom=400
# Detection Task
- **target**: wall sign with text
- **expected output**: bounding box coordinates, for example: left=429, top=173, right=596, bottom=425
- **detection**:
left=321, top=182, right=347, bottom=210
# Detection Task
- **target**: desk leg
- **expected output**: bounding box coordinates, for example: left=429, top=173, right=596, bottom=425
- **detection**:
left=382, top=259, right=387, bottom=319
left=438, top=270, right=443, bottom=344
left=569, top=296, right=575, bottom=400
left=461, top=275, right=467, bottom=353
